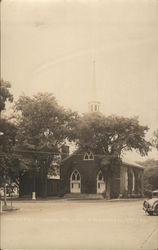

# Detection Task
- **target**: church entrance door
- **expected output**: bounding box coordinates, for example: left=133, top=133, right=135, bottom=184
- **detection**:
left=70, top=170, right=81, bottom=193
left=97, top=170, right=106, bottom=194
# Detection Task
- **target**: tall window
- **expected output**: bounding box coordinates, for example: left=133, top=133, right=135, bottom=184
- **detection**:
left=83, top=151, right=94, bottom=160
left=97, top=170, right=105, bottom=193
left=70, top=169, right=81, bottom=193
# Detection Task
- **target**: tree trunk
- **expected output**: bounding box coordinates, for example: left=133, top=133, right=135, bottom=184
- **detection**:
left=41, top=163, right=48, bottom=198
left=42, top=174, right=47, bottom=198
left=3, top=182, right=7, bottom=206
left=19, top=172, right=22, bottom=197
left=33, top=171, right=36, bottom=192
left=40, top=158, right=52, bottom=198
left=106, top=176, right=111, bottom=200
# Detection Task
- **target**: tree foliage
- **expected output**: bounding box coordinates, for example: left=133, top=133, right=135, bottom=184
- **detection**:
left=72, top=112, right=151, bottom=158
left=0, top=79, right=13, bottom=112
left=0, top=118, right=17, bottom=152
left=0, top=154, right=20, bottom=185
left=14, top=93, right=78, bottom=196
left=152, top=129, right=158, bottom=150
left=0, top=80, right=21, bottom=204
left=0, top=79, right=16, bottom=153
left=15, top=93, right=78, bottom=152
left=139, top=159, right=158, bottom=191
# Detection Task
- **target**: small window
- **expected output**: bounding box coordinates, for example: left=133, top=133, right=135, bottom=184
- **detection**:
left=95, top=105, right=97, bottom=111
left=84, top=151, right=94, bottom=160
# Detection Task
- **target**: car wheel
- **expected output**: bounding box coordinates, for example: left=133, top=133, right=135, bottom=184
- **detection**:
left=155, top=205, right=158, bottom=215
left=148, top=211, right=153, bottom=216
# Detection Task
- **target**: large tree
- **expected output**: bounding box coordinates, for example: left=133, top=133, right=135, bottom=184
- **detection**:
left=72, top=112, right=151, bottom=158
left=0, top=79, right=16, bottom=153
left=15, top=93, right=78, bottom=197
left=0, top=80, right=20, bottom=206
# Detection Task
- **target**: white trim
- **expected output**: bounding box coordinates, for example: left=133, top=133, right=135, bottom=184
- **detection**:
left=83, top=151, right=94, bottom=160
left=97, top=170, right=106, bottom=194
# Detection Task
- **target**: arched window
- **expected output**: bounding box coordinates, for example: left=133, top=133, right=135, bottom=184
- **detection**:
left=71, top=169, right=81, bottom=181
left=98, top=171, right=104, bottom=181
left=83, top=151, right=94, bottom=160
left=97, top=170, right=105, bottom=193
left=70, top=170, right=81, bottom=193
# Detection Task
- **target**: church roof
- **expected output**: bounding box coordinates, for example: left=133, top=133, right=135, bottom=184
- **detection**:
left=61, top=149, right=144, bottom=169
left=60, top=149, right=79, bottom=163
left=122, top=159, right=144, bottom=169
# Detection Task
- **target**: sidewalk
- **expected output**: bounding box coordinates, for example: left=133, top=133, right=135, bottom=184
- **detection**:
left=0, top=196, right=145, bottom=203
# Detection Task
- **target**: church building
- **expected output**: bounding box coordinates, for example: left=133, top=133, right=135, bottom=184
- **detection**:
left=60, top=148, right=144, bottom=199
left=19, top=60, right=144, bottom=199
left=59, top=60, right=144, bottom=199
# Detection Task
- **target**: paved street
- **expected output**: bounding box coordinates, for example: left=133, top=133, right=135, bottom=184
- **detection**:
left=0, top=200, right=158, bottom=250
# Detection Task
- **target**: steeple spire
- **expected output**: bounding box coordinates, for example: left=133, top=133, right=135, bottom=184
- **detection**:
left=92, top=59, right=97, bottom=101
left=88, top=59, right=100, bottom=113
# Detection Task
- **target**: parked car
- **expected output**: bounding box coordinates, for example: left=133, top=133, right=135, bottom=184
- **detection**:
left=143, top=190, right=158, bottom=215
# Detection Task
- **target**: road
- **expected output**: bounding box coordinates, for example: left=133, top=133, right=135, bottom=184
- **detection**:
left=0, top=199, right=158, bottom=250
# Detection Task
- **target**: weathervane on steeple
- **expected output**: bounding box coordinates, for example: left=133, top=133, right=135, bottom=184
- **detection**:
left=88, top=59, right=100, bottom=113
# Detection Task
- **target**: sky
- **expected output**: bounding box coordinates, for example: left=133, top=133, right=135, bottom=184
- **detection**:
left=1, top=0, right=158, bottom=161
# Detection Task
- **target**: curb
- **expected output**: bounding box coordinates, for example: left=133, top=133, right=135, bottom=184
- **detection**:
left=4, top=198, right=145, bottom=203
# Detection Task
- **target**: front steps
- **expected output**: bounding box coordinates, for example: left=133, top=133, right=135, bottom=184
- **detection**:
left=64, top=193, right=104, bottom=200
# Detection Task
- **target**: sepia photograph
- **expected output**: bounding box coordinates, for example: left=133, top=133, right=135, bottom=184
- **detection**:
left=0, top=0, right=158, bottom=249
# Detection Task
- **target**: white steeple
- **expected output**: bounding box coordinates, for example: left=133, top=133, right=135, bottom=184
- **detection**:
left=88, top=60, right=100, bottom=113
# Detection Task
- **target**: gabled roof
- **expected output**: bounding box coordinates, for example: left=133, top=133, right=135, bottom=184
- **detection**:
left=60, top=149, right=144, bottom=169
left=60, top=149, right=79, bottom=163
left=60, top=148, right=98, bottom=164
